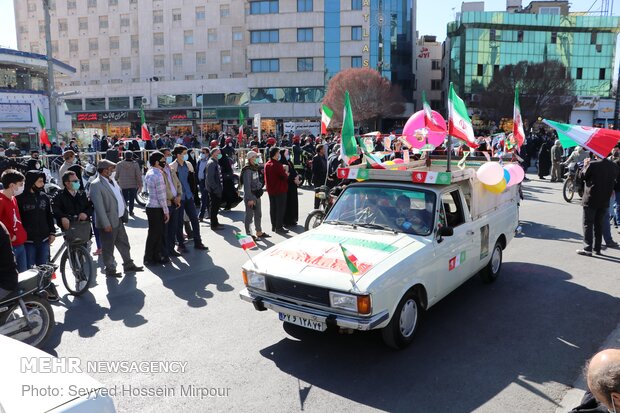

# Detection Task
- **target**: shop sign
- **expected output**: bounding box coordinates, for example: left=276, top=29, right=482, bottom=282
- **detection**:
left=76, top=113, right=98, bottom=121
left=102, top=111, right=129, bottom=121
left=573, top=96, right=600, bottom=111
left=76, top=112, right=129, bottom=122
left=202, top=109, right=217, bottom=119
left=0, top=103, right=32, bottom=122
left=284, top=121, right=321, bottom=137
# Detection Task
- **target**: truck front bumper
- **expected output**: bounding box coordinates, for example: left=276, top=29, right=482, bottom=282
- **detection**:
left=239, top=288, right=389, bottom=331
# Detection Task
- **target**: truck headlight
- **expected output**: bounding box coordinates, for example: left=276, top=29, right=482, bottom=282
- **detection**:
left=329, top=292, right=372, bottom=314
left=245, top=270, right=266, bottom=290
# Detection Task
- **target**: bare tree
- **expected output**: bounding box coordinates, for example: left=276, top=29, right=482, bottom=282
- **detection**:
left=478, top=60, right=576, bottom=124
left=322, top=68, right=406, bottom=129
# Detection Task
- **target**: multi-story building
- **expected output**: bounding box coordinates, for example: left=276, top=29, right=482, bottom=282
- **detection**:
left=14, top=0, right=416, bottom=139
left=445, top=0, right=620, bottom=118
left=0, top=48, right=74, bottom=151
left=413, top=35, right=442, bottom=111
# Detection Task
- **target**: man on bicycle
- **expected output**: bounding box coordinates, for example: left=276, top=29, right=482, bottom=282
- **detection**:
left=52, top=171, right=92, bottom=231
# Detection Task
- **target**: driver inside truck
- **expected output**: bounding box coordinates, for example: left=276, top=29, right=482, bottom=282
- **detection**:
left=395, top=195, right=431, bottom=234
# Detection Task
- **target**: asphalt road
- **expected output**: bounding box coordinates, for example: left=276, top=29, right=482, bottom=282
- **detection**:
left=38, top=172, right=620, bottom=413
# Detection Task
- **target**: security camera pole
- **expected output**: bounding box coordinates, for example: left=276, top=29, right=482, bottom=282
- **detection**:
left=43, top=0, right=58, bottom=142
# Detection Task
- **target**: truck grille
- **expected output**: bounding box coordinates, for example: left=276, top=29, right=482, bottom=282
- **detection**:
left=266, top=276, right=331, bottom=306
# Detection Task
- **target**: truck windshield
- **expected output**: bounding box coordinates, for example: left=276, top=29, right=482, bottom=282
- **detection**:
left=324, top=186, right=436, bottom=236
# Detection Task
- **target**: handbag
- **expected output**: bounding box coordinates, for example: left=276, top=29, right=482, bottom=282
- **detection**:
left=65, top=220, right=91, bottom=245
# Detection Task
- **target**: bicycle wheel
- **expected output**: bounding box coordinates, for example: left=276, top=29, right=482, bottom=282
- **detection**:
left=135, top=188, right=149, bottom=207
left=60, top=245, right=94, bottom=296
left=562, top=178, right=575, bottom=203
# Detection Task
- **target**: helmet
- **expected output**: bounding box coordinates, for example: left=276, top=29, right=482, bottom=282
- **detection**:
left=225, top=137, right=233, bottom=144
left=85, top=163, right=97, bottom=177
left=266, top=137, right=276, bottom=146
left=293, top=135, right=301, bottom=144
left=210, top=139, right=218, bottom=148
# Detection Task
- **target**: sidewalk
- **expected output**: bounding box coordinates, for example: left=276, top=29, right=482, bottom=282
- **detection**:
left=555, top=320, right=620, bottom=412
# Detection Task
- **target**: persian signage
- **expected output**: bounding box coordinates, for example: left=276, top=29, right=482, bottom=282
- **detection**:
left=0, top=103, right=32, bottom=123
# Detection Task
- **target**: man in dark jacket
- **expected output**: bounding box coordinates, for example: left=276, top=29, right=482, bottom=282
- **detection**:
left=17, top=171, right=56, bottom=267
left=311, top=145, right=328, bottom=209
left=205, top=147, right=223, bottom=229
left=576, top=155, right=620, bottom=256
left=264, top=147, right=289, bottom=234
left=52, top=171, right=93, bottom=231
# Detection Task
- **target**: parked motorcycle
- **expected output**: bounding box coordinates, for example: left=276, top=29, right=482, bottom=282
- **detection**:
left=304, top=185, right=338, bottom=231
left=562, top=162, right=584, bottom=203
left=0, top=265, right=57, bottom=349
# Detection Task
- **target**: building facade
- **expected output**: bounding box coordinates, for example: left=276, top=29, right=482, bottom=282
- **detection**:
left=14, top=0, right=416, bottom=139
left=445, top=0, right=620, bottom=111
left=0, top=48, right=74, bottom=152
left=413, top=35, right=442, bottom=111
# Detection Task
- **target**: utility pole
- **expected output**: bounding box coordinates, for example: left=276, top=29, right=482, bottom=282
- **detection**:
left=614, top=61, right=620, bottom=129
left=42, top=0, right=58, bottom=142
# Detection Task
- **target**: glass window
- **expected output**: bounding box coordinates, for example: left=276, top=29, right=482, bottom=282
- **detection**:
left=577, top=67, right=583, bottom=79
left=250, top=30, right=279, bottom=44
left=297, top=0, right=312, bottom=12
left=85, top=98, right=105, bottom=110
left=221, top=51, right=231, bottom=65
left=324, top=186, right=437, bottom=236
left=99, top=16, right=108, bottom=29
left=79, top=17, right=88, bottom=31
left=220, top=4, right=230, bottom=17
left=153, top=32, right=164, bottom=46
left=172, top=9, right=181, bottom=22
left=120, top=14, right=130, bottom=27
left=69, top=40, right=78, bottom=52
left=250, top=0, right=278, bottom=14
left=351, top=26, right=362, bottom=41
left=157, top=94, right=192, bottom=108
left=110, top=36, right=119, bottom=50
left=351, top=0, right=362, bottom=10
left=173, top=54, right=182, bottom=66
left=431, top=79, right=441, bottom=90
left=80, top=60, right=89, bottom=72
left=251, top=59, right=279, bottom=73
left=233, top=30, right=243, bottom=41
left=351, top=56, right=362, bottom=68
left=108, top=97, right=129, bottom=110
left=297, top=57, right=313, bottom=72
left=477, top=64, right=483, bottom=76
left=131, top=35, right=139, bottom=49
left=591, top=32, right=597, bottom=45
left=132, top=96, right=143, bottom=108
left=249, top=87, right=324, bottom=103
left=539, top=6, right=560, bottom=14
left=89, top=38, right=98, bottom=51
left=208, top=29, right=217, bottom=42
left=297, top=28, right=313, bottom=42
left=196, top=52, right=206, bottom=65
left=153, top=10, right=163, bottom=23
left=197, top=92, right=249, bottom=106
left=551, top=32, right=557, bottom=44
left=517, top=31, right=523, bottom=42
left=154, top=55, right=165, bottom=68
left=599, top=68, right=606, bottom=80
left=109, top=0, right=118, bottom=5
left=196, top=6, right=205, bottom=21
left=121, top=57, right=131, bottom=70
left=65, top=99, right=82, bottom=111
left=432, top=59, right=441, bottom=70
left=184, top=30, right=194, bottom=45
left=100, top=58, right=109, bottom=72
left=67, top=0, right=76, bottom=9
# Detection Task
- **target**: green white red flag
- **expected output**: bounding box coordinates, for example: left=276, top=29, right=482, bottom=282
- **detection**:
left=37, top=107, right=51, bottom=146
left=140, top=107, right=151, bottom=141
left=513, top=85, right=525, bottom=148
left=238, top=109, right=245, bottom=144
left=321, top=104, right=333, bottom=135
left=448, top=83, right=478, bottom=148
left=339, top=243, right=359, bottom=275
left=422, top=90, right=442, bottom=132
left=340, top=91, right=359, bottom=165
left=543, top=119, right=620, bottom=158
left=236, top=233, right=257, bottom=250
left=361, top=147, right=386, bottom=169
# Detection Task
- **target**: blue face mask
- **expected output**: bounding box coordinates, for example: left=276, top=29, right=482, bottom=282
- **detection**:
left=217, top=154, right=222, bottom=160
left=199, top=153, right=206, bottom=160
left=165, top=156, right=172, bottom=164
left=182, top=154, right=189, bottom=162
left=285, top=154, right=290, bottom=161
left=71, top=182, right=80, bottom=191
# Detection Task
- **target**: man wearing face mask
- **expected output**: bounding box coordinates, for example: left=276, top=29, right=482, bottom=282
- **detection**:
left=0, top=170, right=29, bottom=271
left=169, top=145, right=208, bottom=251
left=89, top=160, right=143, bottom=277
left=26, top=150, right=42, bottom=171
left=5, top=142, right=21, bottom=158
left=16, top=171, right=56, bottom=268
left=58, top=150, right=77, bottom=181
left=160, top=148, right=183, bottom=257
left=197, top=147, right=211, bottom=221
left=205, top=147, right=224, bottom=230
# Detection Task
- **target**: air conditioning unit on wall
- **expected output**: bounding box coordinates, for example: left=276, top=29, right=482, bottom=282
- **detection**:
left=141, top=97, right=150, bottom=105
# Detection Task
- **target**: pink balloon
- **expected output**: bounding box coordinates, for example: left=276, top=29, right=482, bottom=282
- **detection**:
left=393, top=158, right=405, bottom=164
left=505, top=164, right=525, bottom=187
left=477, top=162, right=505, bottom=186
left=402, top=110, right=447, bottom=149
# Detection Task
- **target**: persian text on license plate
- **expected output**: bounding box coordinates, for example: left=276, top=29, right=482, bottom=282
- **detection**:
left=279, top=313, right=327, bottom=332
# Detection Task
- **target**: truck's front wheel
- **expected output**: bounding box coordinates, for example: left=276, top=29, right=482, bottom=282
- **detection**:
left=381, top=291, right=421, bottom=349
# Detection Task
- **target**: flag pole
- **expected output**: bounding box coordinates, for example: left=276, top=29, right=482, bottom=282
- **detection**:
left=446, top=135, right=452, bottom=172
left=244, top=249, right=258, bottom=269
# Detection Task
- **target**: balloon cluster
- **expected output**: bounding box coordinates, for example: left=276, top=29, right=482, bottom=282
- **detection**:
left=383, top=158, right=407, bottom=170
left=476, top=162, right=525, bottom=194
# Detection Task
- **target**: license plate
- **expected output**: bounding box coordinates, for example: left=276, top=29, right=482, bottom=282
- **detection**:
left=279, top=313, right=326, bottom=332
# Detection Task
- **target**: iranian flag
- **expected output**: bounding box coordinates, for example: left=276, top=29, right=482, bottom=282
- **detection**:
left=340, top=91, right=359, bottom=165
left=37, top=107, right=51, bottom=147
left=543, top=119, right=620, bottom=158
left=140, top=107, right=151, bottom=141
left=236, top=233, right=257, bottom=250
left=448, top=83, right=478, bottom=148
left=422, top=90, right=442, bottom=131
left=339, top=243, right=359, bottom=275
left=238, top=109, right=245, bottom=144
left=361, top=147, right=386, bottom=169
left=513, top=85, right=525, bottom=148
left=321, top=104, right=333, bottom=135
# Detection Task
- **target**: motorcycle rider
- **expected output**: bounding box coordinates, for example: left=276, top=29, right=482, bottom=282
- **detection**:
left=563, top=146, right=590, bottom=172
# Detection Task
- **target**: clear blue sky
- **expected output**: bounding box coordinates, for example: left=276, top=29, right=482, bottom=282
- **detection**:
left=0, top=0, right=616, bottom=52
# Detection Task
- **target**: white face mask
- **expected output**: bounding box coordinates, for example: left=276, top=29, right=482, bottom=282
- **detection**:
left=14, top=184, right=25, bottom=196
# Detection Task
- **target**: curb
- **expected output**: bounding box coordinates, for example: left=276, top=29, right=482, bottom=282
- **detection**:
left=555, top=321, right=620, bottom=412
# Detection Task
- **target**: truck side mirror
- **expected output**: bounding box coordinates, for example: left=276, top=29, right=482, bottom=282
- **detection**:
left=436, top=226, right=454, bottom=243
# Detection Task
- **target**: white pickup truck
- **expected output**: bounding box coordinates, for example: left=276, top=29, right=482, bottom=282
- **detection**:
left=240, top=162, right=519, bottom=348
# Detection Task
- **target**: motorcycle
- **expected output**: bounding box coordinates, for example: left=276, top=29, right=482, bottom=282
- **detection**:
left=304, top=185, right=338, bottom=231
left=562, top=162, right=584, bottom=203
left=0, top=264, right=57, bottom=349
left=42, top=167, right=61, bottom=197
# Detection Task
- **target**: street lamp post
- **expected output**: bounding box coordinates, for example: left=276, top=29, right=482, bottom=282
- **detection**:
left=42, top=0, right=58, bottom=142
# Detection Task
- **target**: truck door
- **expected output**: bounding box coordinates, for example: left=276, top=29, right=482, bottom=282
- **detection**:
left=433, top=189, right=477, bottom=294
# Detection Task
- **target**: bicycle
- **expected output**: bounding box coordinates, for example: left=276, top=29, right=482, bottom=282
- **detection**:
left=49, top=231, right=94, bottom=296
